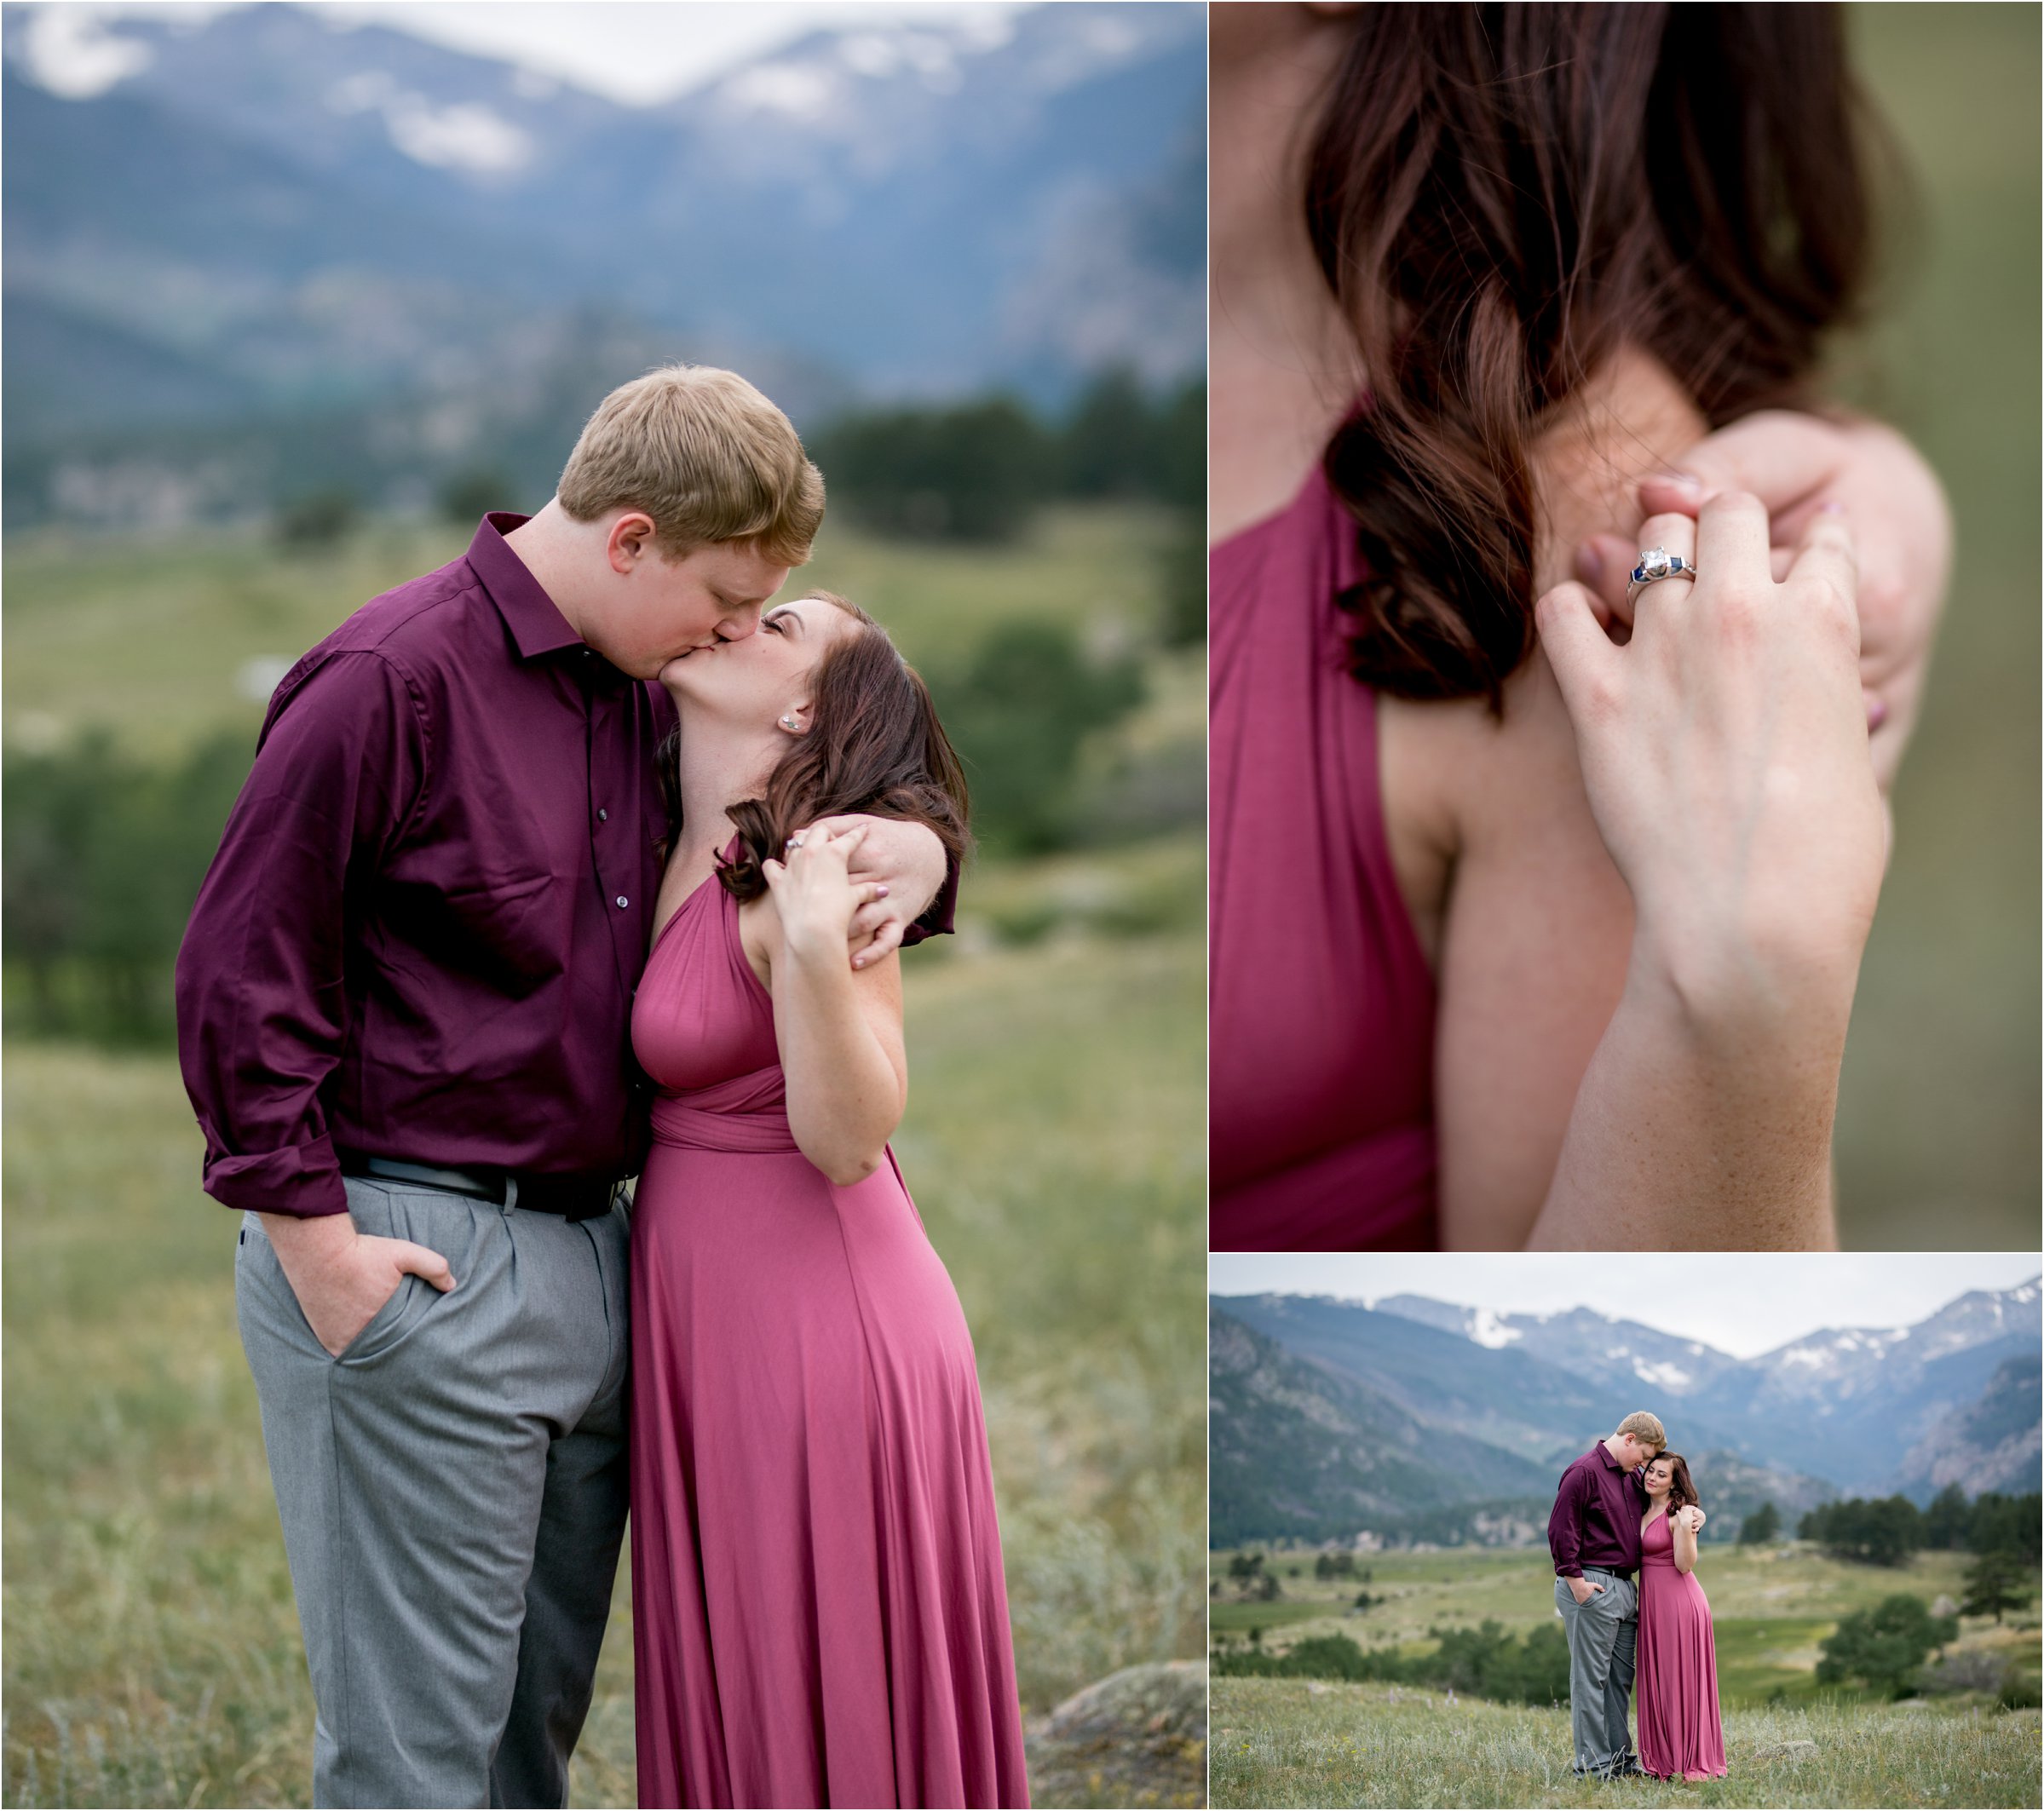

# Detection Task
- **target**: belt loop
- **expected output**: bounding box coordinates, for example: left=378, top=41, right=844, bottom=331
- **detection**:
left=504, top=1175, right=520, bottom=1214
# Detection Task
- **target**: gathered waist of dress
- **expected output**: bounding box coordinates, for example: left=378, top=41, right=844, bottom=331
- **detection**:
left=649, top=1066, right=799, bottom=1155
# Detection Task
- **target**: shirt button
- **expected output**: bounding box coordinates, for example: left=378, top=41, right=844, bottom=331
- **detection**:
left=615, top=896, right=629, bottom=909
left=597, top=808, right=607, bottom=821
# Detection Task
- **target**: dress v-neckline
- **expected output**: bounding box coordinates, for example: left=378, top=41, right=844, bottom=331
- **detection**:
left=649, top=837, right=747, bottom=954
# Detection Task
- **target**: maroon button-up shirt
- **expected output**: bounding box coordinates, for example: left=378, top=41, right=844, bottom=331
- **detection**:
left=176, top=514, right=952, bottom=1219
left=1548, top=1441, right=1650, bottom=1579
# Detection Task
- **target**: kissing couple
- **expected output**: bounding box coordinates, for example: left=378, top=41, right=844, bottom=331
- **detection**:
left=1549, top=1411, right=1727, bottom=1783
left=176, top=366, right=1030, bottom=1808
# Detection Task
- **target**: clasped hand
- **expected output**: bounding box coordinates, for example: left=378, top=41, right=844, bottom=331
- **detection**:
left=763, top=822, right=892, bottom=961
left=1537, top=492, right=1886, bottom=1023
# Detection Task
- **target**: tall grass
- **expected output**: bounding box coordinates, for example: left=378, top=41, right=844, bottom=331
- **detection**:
left=1210, top=1679, right=2042, bottom=1809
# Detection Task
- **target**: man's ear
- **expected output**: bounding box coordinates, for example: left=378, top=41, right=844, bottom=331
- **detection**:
left=607, top=511, right=658, bottom=574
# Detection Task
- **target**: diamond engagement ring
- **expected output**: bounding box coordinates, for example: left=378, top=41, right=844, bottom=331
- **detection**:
left=1627, top=546, right=1698, bottom=601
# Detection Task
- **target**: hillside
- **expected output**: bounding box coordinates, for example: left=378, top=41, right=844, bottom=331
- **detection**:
left=1208, top=1307, right=1551, bottom=1549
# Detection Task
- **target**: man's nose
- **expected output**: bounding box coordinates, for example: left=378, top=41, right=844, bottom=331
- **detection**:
left=717, top=607, right=763, bottom=641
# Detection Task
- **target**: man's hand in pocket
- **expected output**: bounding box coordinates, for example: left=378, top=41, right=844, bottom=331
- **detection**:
left=261, top=1210, right=455, bottom=1357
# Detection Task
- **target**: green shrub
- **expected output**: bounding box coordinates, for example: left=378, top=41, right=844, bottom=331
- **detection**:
left=930, top=622, right=1144, bottom=855
left=1209, top=1619, right=1570, bottom=1707
left=275, top=489, right=359, bottom=549
left=1816, top=1594, right=1959, bottom=1698
left=3, top=731, right=252, bottom=1043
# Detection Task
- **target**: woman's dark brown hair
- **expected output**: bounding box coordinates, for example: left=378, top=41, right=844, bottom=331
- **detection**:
left=659, top=592, right=970, bottom=902
left=1308, top=4, right=1890, bottom=709
left=1650, top=1452, right=1699, bottom=1515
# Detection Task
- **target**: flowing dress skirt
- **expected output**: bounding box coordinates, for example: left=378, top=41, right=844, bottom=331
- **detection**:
left=630, top=1140, right=1030, bottom=1808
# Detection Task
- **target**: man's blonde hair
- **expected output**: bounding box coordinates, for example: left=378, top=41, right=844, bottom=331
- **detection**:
left=557, top=365, right=824, bottom=566
left=1615, top=1411, right=1667, bottom=1452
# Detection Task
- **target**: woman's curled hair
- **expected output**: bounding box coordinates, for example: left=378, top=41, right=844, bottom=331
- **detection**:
left=659, top=592, right=970, bottom=904
left=1309, top=3, right=1893, bottom=709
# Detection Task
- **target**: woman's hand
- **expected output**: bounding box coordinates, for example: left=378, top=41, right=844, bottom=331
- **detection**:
left=794, top=814, right=947, bottom=967
left=761, top=823, right=886, bottom=964
left=1677, top=1505, right=1704, bottom=1535
left=1572, top=411, right=1951, bottom=794
left=1536, top=492, right=1886, bottom=1030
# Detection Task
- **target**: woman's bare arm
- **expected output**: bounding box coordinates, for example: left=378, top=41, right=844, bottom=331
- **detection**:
left=1673, top=1507, right=1701, bottom=1575
left=749, top=825, right=908, bottom=1186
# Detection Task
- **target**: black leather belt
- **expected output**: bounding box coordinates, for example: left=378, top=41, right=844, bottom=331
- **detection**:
left=337, top=1151, right=619, bottom=1222
left=1584, top=1565, right=1636, bottom=1583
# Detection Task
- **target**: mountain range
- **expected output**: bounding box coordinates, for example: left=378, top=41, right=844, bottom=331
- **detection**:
left=3, top=2, right=1202, bottom=523
left=1211, top=1279, right=2041, bottom=1547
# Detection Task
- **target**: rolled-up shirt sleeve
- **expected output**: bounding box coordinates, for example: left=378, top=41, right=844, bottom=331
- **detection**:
left=175, top=651, right=426, bottom=1217
left=907, top=857, right=959, bottom=944
left=1549, top=1465, right=1586, bottom=1579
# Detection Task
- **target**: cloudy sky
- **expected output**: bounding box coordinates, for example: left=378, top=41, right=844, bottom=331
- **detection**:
left=1206, top=1252, right=2042, bottom=1360
left=26, top=3, right=1030, bottom=104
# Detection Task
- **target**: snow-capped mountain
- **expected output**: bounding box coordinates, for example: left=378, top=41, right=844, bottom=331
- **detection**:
left=1372, top=1296, right=1739, bottom=1397
left=1219, top=1280, right=2041, bottom=1502
left=3, top=1, right=1202, bottom=521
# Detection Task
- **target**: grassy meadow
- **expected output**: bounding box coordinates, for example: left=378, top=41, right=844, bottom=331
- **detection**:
left=1, top=503, right=1206, bottom=1808
left=1, top=503, right=1189, bottom=759
left=1209, top=1679, right=2041, bottom=1810
left=1209, top=1545, right=2043, bottom=1808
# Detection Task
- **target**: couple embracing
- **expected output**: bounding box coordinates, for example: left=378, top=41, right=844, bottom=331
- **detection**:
left=1550, top=1412, right=1726, bottom=1784
left=176, top=367, right=1029, bottom=1808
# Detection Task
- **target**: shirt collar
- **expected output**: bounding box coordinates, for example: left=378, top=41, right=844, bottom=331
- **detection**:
left=1596, top=1442, right=1621, bottom=1473
left=467, top=512, right=588, bottom=662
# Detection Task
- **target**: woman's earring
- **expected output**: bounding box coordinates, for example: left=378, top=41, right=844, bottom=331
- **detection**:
left=780, top=714, right=799, bottom=730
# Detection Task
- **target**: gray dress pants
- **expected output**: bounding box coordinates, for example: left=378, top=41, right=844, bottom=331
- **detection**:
left=237, top=1177, right=630, bottom=1809
left=1555, top=1568, right=1637, bottom=1775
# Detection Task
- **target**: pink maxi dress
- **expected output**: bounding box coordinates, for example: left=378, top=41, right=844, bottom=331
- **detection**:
left=1636, top=1513, right=1727, bottom=1781
left=628, top=866, right=1030, bottom=1809
left=1209, top=466, right=1439, bottom=1249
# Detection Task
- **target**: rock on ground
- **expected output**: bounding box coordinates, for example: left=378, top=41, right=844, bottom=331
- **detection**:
left=1024, top=1661, right=1206, bottom=1808
left=1751, top=1739, right=1820, bottom=1762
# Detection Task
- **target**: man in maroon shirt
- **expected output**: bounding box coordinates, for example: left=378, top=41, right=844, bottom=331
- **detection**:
left=177, top=367, right=949, bottom=1808
left=1549, top=1411, right=1668, bottom=1780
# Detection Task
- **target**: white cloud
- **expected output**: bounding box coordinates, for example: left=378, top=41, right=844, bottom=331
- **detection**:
left=20, top=6, right=155, bottom=98
left=1208, top=1253, right=2044, bottom=1361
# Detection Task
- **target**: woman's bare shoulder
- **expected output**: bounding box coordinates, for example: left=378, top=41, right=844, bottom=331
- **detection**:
left=1383, top=652, right=1637, bottom=1245
left=1379, top=651, right=1619, bottom=954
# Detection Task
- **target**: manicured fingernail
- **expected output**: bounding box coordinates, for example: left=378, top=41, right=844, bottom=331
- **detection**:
left=875, top=884, right=890, bottom=898
left=1819, top=500, right=1846, bottom=515
left=1655, top=470, right=1705, bottom=496
left=1573, top=543, right=1602, bottom=584
left=1865, top=690, right=1888, bottom=730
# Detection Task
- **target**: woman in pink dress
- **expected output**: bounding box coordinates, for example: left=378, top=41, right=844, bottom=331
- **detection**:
left=628, top=589, right=1028, bottom=1808
left=1636, top=1454, right=1726, bottom=1783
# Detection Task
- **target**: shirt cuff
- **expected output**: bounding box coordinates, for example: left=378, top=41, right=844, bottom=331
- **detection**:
left=1555, top=1563, right=1583, bottom=1579
left=202, top=1135, right=350, bottom=1217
